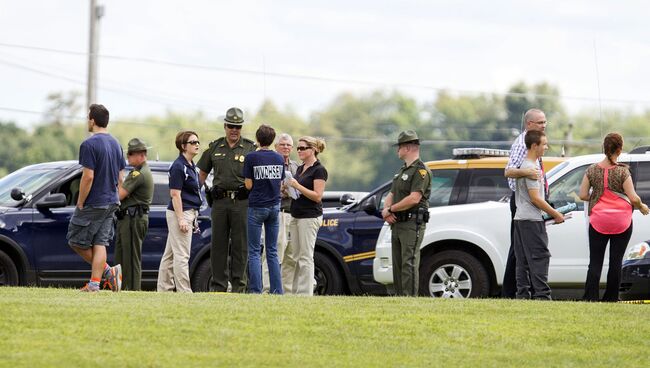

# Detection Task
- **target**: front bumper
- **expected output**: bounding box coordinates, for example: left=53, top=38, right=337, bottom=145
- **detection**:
left=619, top=259, right=650, bottom=301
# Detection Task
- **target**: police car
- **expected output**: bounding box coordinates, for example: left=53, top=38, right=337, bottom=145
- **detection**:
left=372, top=147, right=650, bottom=299
left=312, top=148, right=565, bottom=295
left=0, top=160, right=215, bottom=290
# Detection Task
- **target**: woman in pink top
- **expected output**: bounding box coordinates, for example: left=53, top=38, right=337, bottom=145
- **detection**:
left=579, top=133, right=649, bottom=301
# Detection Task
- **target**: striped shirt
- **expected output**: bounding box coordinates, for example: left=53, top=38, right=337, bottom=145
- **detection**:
left=506, top=131, right=527, bottom=192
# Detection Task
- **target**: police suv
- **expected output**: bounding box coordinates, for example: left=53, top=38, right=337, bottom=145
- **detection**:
left=373, top=147, right=650, bottom=299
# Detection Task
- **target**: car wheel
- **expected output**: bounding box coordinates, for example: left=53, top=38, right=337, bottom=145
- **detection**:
left=419, top=250, right=489, bottom=298
left=314, top=252, right=344, bottom=295
left=0, top=249, right=19, bottom=286
left=191, top=258, right=211, bottom=292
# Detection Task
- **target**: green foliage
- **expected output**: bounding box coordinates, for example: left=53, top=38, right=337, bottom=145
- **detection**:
left=1, top=287, right=649, bottom=367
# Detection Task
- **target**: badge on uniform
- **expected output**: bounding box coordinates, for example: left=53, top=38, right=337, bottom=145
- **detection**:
left=402, top=174, right=408, bottom=180
left=234, top=154, right=239, bottom=161
left=239, top=156, right=244, bottom=162
left=131, top=171, right=140, bottom=177
left=419, top=169, right=427, bottom=178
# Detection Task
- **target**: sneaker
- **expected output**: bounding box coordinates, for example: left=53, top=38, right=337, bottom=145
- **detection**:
left=104, top=264, right=122, bottom=292
left=80, top=283, right=100, bottom=292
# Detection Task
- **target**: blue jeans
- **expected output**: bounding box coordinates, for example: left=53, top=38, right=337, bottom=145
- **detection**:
left=247, top=205, right=283, bottom=294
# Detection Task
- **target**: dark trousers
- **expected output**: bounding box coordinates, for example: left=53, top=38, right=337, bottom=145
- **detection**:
left=501, top=191, right=518, bottom=298
left=513, top=220, right=551, bottom=300
left=391, top=220, right=425, bottom=296
left=210, top=198, right=249, bottom=292
left=583, top=223, right=633, bottom=302
left=115, top=214, right=148, bottom=291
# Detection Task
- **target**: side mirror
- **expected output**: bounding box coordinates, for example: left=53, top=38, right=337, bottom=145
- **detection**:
left=361, top=195, right=378, bottom=216
left=36, top=193, right=68, bottom=209
left=10, top=187, right=25, bottom=201
left=339, top=193, right=357, bottom=206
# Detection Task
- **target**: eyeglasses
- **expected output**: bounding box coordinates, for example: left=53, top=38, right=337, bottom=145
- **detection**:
left=296, top=146, right=312, bottom=151
left=531, top=120, right=548, bottom=125
left=184, top=140, right=200, bottom=145
left=226, top=124, right=242, bottom=130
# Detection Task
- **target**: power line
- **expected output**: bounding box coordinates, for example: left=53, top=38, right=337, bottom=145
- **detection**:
left=3, top=41, right=650, bottom=105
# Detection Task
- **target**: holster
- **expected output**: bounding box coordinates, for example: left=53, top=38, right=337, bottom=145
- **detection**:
left=395, top=207, right=430, bottom=223
left=236, top=185, right=249, bottom=200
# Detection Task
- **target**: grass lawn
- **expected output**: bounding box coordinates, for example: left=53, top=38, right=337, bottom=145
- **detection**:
left=1, top=287, right=649, bottom=367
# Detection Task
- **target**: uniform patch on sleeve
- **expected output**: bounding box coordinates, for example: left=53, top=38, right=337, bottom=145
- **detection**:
left=131, top=171, right=140, bottom=177
left=418, top=169, right=427, bottom=178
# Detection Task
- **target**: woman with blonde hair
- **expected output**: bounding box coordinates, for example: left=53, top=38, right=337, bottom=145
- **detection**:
left=283, top=136, right=328, bottom=295
left=579, top=132, right=649, bottom=301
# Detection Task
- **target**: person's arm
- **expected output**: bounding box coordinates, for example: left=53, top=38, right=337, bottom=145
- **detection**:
left=244, top=178, right=253, bottom=190
left=389, top=192, right=423, bottom=212
left=290, top=178, right=325, bottom=202
left=118, top=170, right=129, bottom=200
left=381, top=192, right=397, bottom=224
left=199, top=170, right=209, bottom=187
left=170, top=189, right=190, bottom=233
left=578, top=174, right=591, bottom=201
left=622, top=176, right=650, bottom=215
left=505, top=167, right=540, bottom=180
left=529, top=188, right=564, bottom=223
left=76, top=167, right=94, bottom=209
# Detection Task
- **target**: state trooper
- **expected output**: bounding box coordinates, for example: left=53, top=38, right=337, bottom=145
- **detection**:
left=381, top=130, right=431, bottom=296
left=116, top=138, right=154, bottom=291
left=197, top=107, right=256, bottom=292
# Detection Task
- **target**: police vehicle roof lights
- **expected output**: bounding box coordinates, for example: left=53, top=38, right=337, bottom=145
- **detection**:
left=452, top=148, right=510, bottom=159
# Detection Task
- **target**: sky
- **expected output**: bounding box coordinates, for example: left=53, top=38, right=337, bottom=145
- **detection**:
left=1, top=0, right=650, bottom=128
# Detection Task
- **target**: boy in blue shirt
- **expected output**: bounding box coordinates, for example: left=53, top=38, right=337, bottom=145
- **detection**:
left=243, top=124, right=285, bottom=294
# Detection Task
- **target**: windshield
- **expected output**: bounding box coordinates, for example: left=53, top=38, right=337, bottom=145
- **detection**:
left=0, top=167, right=64, bottom=207
left=546, top=161, right=569, bottom=180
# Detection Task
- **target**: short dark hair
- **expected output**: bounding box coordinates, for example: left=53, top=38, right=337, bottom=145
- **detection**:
left=525, top=130, right=545, bottom=149
left=256, top=124, right=276, bottom=147
left=175, top=131, right=198, bottom=154
left=88, top=104, right=109, bottom=127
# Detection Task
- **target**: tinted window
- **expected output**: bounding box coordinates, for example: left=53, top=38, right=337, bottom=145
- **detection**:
left=429, top=169, right=459, bottom=207
left=466, top=169, right=511, bottom=204
left=0, top=167, right=64, bottom=207
left=548, top=164, right=589, bottom=211
left=633, top=162, right=650, bottom=203
left=151, top=171, right=170, bottom=206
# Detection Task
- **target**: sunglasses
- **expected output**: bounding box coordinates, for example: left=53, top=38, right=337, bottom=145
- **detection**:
left=185, top=140, right=200, bottom=145
left=226, top=124, right=242, bottom=130
left=296, top=146, right=312, bottom=151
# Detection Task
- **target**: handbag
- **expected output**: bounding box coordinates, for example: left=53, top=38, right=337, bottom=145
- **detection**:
left=590, top=166, right=633, bottom=234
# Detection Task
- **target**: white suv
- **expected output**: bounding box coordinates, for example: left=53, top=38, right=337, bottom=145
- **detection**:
left=373, top=150, right=650, bottom=298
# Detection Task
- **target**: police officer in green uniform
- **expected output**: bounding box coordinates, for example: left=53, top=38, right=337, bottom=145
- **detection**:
left=381, top=130, right=431, bottom=296
left=116, top=138, right=154, bottom=291
left=197, top=107, right=256, bottom=292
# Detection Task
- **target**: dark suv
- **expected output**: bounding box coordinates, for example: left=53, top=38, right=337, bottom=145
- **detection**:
left=0, top=160, right=214, bottom=290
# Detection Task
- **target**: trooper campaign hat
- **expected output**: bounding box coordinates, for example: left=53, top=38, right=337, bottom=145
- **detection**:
left=393, top=130, right=420, bottom=146
left=127, top=137, right=149, bottom=154
left=223, top=107, right=245, bottom=125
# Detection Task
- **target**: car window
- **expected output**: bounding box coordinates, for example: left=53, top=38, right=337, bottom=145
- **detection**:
left=548, top=164, right=589, bottom=211
left=633, top=162, right=650, bottom=203
left=466, top=169, right=511, bottom=204
left=429, top=169, right=459, bottom=207
left=53, top=175, right=81, bottom=206
left=0, top=167, right=64, bottom=207
left=152, top=171, right=170, bottom=206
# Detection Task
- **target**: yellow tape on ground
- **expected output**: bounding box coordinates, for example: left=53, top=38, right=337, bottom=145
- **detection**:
left=619, top=300, right=650, bottom=304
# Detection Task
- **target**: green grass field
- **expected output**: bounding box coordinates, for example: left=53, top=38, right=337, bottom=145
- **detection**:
left=1, top=287, right=649, bottom=367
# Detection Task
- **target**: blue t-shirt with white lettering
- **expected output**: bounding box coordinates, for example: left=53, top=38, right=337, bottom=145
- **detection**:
left=243, top=150, right=285, bottom=208
left=167, top=155, right=202, bottom=211
left=79, top=133, right=125, bottom=206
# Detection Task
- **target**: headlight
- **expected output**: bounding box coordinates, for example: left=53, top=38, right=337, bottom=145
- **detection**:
left=625, top=241, right=650, bottom=261
left=377, top=225, right=392, bottom=247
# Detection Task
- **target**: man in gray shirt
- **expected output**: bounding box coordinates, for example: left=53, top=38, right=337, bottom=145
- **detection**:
left=513, top=130, right=564, bottom=300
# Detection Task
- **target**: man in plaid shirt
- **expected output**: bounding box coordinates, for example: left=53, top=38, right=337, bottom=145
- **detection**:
left=502, top=108, right=548, bottom=298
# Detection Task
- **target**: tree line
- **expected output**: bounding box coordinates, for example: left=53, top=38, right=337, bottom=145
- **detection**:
left=1, top=82, right=649, bottom=191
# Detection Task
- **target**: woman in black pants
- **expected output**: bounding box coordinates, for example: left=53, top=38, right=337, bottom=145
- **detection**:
left=578, top=133, right=649, bottom=301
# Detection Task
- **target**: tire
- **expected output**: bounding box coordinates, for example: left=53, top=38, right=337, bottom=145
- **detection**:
left=191, top=258, right=211, bottom=292
left=419, top=250, right=489, bottom=298
left=314, top=252, right=344, bottom=295
left=0, top=249, right=19, bottom=286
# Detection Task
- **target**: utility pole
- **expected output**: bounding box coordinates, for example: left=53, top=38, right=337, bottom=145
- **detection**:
left=86, top=0, right=104, bottom=113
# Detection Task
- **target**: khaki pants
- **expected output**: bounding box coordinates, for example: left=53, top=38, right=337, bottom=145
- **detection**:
left=283, top=216, right=321, bottom=296
left=157, top=209, right=196, bottom=293
left=262, top=211, right=292, bottom=292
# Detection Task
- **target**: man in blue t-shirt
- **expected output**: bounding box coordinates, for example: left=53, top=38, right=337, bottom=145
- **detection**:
left=243, top=124, right=285, bottom=294
left=67, top=104, right=126, bottom=292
